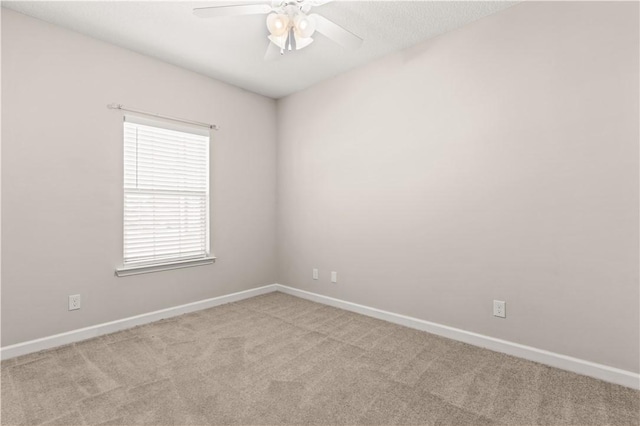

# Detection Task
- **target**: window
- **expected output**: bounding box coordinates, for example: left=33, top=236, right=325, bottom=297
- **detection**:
left=116, top=115, right=213, bottom=276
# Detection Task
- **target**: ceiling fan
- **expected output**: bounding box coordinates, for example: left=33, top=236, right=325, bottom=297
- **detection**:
left=193, top=1, right=363, bottom=59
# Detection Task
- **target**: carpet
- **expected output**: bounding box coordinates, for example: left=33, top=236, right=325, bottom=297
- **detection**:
left=1, top=291, right=638, bottom=425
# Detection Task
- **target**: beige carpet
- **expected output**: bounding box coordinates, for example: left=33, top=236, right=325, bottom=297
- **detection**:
left=1, top=292, right=638, bottom=425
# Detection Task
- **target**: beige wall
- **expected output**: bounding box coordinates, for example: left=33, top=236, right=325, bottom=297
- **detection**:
left=1, top=9, right=278, bottom=346
left=277, top=1, right=640, bottom=372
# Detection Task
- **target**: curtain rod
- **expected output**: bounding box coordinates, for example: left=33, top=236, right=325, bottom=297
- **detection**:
left=107, top=103, right=219, bottom=131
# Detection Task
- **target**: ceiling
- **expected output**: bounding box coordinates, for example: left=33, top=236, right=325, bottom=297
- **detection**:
left=3, top=1, right=518, bottom=99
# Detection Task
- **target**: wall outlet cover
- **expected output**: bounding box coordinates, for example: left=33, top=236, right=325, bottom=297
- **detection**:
left=493, top=300, right=506, bottom=318
left=69, top=294, right=81, bottom=311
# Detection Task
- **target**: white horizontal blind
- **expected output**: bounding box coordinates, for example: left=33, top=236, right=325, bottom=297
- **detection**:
left=123, top=117, right=210, bottom=267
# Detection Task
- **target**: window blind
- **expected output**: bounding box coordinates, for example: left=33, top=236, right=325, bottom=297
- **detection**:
left=123, top=117, right=210, bottom=267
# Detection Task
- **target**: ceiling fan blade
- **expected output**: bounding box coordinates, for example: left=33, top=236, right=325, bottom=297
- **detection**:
left=193, top=4, right=272, bottom=18
left=310, top=14, right=363, bottom=50
left=264, top=41, right=282, bottom=61
left=301, top=0, right=334, bottom=13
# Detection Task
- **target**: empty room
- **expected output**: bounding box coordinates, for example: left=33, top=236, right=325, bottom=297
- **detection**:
left=1, top=0, right=639, bottom=425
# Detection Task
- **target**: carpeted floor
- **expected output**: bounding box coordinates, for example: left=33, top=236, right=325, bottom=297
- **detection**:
left=1, top=292, right=638, bottom=425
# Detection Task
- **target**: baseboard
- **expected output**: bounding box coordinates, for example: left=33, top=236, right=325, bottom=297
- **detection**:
left=0, top=283, right=279, bottom=360
left=274, top=284, right=640, bottom=390
left=3, top=282, right=638, bottom=390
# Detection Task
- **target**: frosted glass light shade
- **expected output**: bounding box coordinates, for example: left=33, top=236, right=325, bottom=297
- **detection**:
left=268, top=33, right=288, bottom=50
left=294, top=33, right=314, bottom=50
left=266, top=13, right=289, bottom=36
left=293, top=14, right=316, bottom=38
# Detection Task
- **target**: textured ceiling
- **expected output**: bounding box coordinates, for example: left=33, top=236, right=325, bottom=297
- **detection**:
left=3, top=1, right=518, bottom=98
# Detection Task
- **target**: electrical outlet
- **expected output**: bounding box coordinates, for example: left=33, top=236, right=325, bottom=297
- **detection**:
left=493, top=300, right=506, bottom=318
left=312, top=268, right=318, bottom=280
left=69, top=294, right=81, bottom=311
left=331, top=271, right=337, bottom=283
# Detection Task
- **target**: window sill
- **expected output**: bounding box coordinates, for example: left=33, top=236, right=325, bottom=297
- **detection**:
left=115, top=257, right=216, bottom=277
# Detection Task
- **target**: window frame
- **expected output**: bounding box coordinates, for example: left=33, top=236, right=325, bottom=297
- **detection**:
left=115, top=114, right=215, bottom=277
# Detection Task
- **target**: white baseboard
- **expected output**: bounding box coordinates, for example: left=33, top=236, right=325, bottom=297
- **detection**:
left=274, top=284, right=640, bottom=390
left=3, top=282, right=638, bottom=390
left=0, top=284, right=278, bottom=360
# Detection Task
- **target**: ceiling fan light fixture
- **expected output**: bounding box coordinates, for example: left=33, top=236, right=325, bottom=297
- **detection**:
left=293, top=13, right=316, bottom=38
left=266, top=13, right=289, bottom=36
left=294, top=33, right=314, bottom=50
left=194, top=2, right=363, bottom=59
left=268, top=33, right=288, bottom=50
